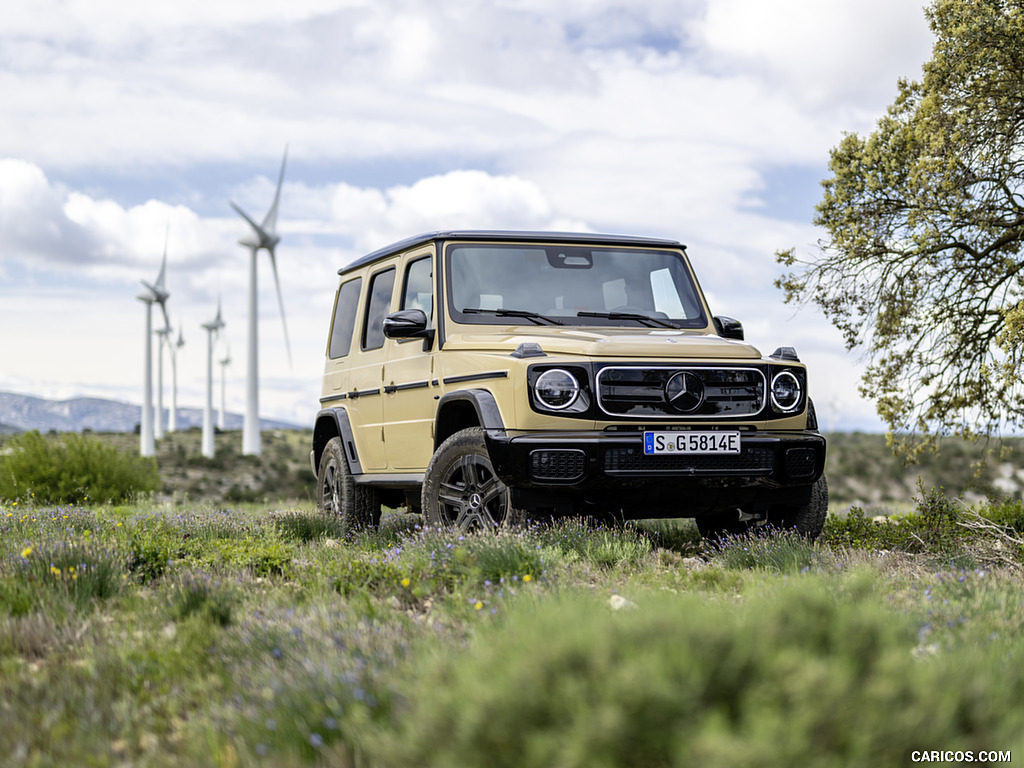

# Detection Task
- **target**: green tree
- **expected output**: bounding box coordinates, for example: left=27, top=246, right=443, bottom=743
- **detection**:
left=777, top=0, right=1024, bottom=453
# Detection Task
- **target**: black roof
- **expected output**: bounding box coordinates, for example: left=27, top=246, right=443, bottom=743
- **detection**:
left=338, top=230, right=685, bottom=275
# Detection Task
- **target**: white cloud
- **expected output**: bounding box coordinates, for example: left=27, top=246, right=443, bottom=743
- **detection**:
left=0, top=0, right=931, bottom=431
left=0, top=159, right=98, bottom=263
left=699, top=0, right=933, bottom=111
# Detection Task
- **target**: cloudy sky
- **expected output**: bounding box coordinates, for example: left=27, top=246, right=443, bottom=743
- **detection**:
left=0, top=0, right=934, bottom=431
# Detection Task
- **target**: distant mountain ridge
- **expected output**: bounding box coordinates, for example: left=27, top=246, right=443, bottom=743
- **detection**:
left=0, top=391, right=302, bottom=434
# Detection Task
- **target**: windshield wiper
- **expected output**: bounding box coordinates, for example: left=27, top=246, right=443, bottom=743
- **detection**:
left=462, top=308, right=564, bottom=326
left=576, top=311, right=678, bottom=328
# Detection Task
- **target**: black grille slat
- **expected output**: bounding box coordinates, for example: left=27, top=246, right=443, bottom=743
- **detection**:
left=597, top=367, right=765, bottom=418
left=530, top=449, right=587, bottom=481
left=604, top=446, right=774, bottom=474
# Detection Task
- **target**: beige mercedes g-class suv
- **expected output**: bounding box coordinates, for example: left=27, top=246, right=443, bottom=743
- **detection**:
left=312, top=230, right=827, bottom=539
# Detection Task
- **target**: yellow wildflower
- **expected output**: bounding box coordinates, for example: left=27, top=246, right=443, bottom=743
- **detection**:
left=474, top=601, right=483, bottom=611
left=20, top=546, right=32, bottom=559
left=523, top=574, right=532, bottom=583
left=400, top=578, right=411, bottom=588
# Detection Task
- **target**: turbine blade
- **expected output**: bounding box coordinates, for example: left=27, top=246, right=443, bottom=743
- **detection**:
left=156, top=225, right=169, bottom=291
left=261, top=145, right=288, bottom=234
left=231, top=201, right=266, bottom=238
left=158, top=300, right=171, bottom=332
left=268, top=246, right=292, bottom=368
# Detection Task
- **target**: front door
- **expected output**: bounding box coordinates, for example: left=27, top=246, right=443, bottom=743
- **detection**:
left=383, top=249, right=437, bottom=470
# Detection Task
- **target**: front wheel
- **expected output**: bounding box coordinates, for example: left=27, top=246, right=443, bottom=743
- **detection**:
left=421, top=428, right=523, bottom=531
left=771, top=474, right=828, bottom=540
left=317, top=436, right=381, bottom=534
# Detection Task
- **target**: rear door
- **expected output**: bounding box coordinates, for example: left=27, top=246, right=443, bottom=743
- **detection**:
left=345, top=264, right=397, bottom=471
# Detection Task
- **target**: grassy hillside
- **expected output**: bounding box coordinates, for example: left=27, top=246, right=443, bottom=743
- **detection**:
left=2, top=499, right=1024, bottom=766
left=824, top=432, right=1024, bottom=508
left=5, top=428, right=1023, bottom=510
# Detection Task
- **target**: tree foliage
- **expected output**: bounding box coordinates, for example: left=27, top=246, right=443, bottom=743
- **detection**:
left=778, top=0, right=1024, bottom=452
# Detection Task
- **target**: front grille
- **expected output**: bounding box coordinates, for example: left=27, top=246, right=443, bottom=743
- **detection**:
left=530, top=449, right=587, bottom=481
left=784, top=448, right=817, bottom=478
left=604, top=446, right=774, bottom=475
left=596, top=366, right=765, bottom=419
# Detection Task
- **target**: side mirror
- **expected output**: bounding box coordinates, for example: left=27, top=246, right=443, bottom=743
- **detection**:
left=383, top=309, right=432, bottom=339
left=713, top=315, right=744, bottom=341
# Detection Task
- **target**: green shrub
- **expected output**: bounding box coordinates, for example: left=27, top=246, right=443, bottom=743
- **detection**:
left=0, top=431, right=160, bottom=504
left=273, top=510, right=347, bottom=543
left=463, top=533, right=546, bottom=582
left=380, top=579, right=1024, bottom=767
left=332, top=558, right=408, bottom=598
left=13, top=539, right=124, bottom=613
left=712, top=527, right=823, bottom=573
left=821, top=507, right=923, bottom=551
left=208, top=538, right=294, bottom=577
left=167, top=573, right=237, bottom=626
left=532, top=518, right=652, bottom=568
left=981, top=498, right=1024, bottom=536
left=824, top=483, right=980, bottom=560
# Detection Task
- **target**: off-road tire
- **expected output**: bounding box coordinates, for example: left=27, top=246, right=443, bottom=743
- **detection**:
left=772, top=474, right=828, bottom=540
left=317, top=437, right=381, bottom=534
left=422, top=427, right=524, bottom=531
left=695, top=475, right=829, bottom=543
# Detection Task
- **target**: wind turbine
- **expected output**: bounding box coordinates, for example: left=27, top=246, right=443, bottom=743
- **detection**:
left=168, top=322, right=185, bottom=432
left=137, top=246, right=170, bottom=457
left=201, top=300, right=226, bottom=459
left=218, top=343, right=231, bottom=431
left=231, top=146, right=291, bottom=456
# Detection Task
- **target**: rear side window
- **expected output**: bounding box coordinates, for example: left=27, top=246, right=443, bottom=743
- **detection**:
left=362, top=267, right=396, bottom=350
left=329, top=277, right=362, bottom=359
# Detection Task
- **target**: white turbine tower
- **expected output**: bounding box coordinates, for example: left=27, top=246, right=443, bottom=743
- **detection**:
left=155, top=322, right=171, bottom=440
left=201, top=301, right=226, bottom=459
left=231, top=147, right=291, bottom=457
left=137, top=248, right=170, bottom=457
left=169, top=322, right=185, bottom=433
left=153, top=229, right=172, bottom=440
left=218, top=344, right=231, bottom=431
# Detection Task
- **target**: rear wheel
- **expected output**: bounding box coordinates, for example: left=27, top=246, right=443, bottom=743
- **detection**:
left=422, top=428, right=523, bottom=531
left=317, top=437, right=381, bottom=534
left=696, top=475, right=829, bottom=543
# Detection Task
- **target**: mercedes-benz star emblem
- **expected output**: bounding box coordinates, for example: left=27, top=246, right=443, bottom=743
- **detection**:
left=665, top=371, right=705, bottom=413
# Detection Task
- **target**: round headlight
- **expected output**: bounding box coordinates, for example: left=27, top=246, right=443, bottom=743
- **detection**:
left=771, top=371, right=802, bottom=412
left=534, top=369, right=580, bottom=410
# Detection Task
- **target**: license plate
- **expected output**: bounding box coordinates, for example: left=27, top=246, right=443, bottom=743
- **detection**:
left=643, top=431, right=741, bottom=455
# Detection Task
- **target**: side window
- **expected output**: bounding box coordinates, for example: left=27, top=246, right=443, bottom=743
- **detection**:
left=401, top=256, right=433, bottom=321
left=328, top=277, right=362, bottom=359
left=362, top=267, right=396, bottom=351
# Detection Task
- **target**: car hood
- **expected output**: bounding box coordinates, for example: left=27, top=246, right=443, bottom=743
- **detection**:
left=443, top=328, right=763, bottom=360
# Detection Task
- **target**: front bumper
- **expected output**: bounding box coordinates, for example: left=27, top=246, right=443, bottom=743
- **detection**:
left=484, top=428, right=826, bottom=517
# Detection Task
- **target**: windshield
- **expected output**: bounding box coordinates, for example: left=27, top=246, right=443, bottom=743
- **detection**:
left=446, top=243, right=708, bottom=328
